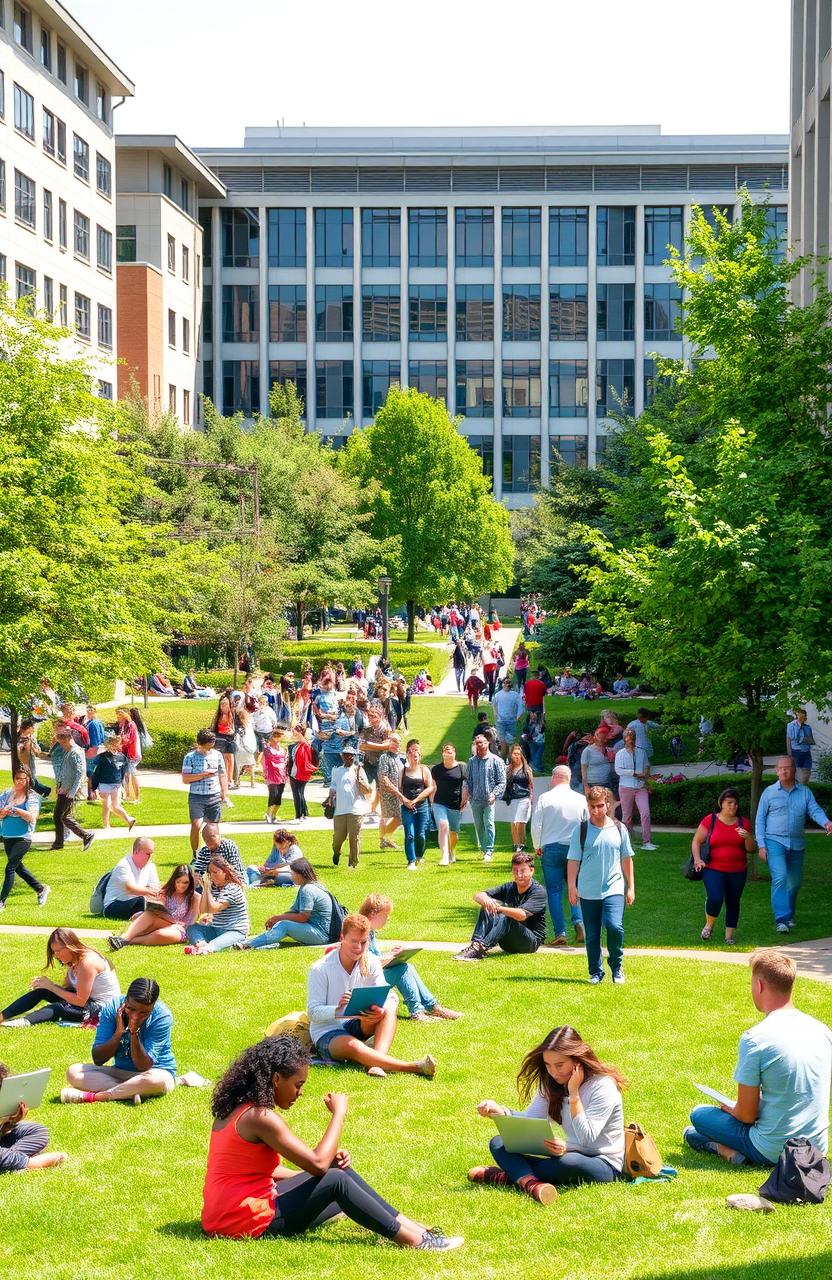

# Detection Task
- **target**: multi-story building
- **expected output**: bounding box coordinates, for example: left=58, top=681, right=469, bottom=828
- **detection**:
left=789, top=0, right=831, bottom=305
left=195, top=125, right=788, bottom=505
left=115, top=135, right=225, bottom=425
left=0, top=0, right=133, bottom=395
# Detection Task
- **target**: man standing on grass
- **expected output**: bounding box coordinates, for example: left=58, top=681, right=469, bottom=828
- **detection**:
left=755, top=756, right=832, bottom=934
left=49, top=726, right=94, bottom=852
left=454, top=852, right=547, bottom=961
left=531, top=765, right=588, bottom=947
left=464, top=734, right=506, bottom=862
left=182, top=729, right=229, bottom=854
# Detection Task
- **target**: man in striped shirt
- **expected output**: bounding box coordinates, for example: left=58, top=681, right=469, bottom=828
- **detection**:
left=191, top=825, right=245, bottom=883
left=182, top=730, right=228, bottom=853
left=463, top=736, right=507, bottom=862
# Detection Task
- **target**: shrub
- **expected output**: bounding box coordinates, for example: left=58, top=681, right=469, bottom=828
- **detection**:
left=141, top=728, right=198, bottom=772
left=648, top=773, right=832, bottom=827
left=815, top=751, right=832, bottom=784
left=259, top=642, right=446, bottom=686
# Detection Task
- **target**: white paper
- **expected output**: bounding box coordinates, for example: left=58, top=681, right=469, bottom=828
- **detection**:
left=694, top=1082, right=733, bottom=1106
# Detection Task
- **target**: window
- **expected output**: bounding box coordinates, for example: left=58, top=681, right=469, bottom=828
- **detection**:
left=73, top=135, right=89, bottom=182
left=74, top=291, right=90, bottom=339
left=74, top=61, right=88, bottom=104
left=183, top=317, right=190, bottom=353
left=43, top=275, right=53, bottom=316
left=465, top=434, right=494, bottom=479
left=58, top=199, right=67, bottom=249
left=167, top=235, right=175, bottom=272
left=503, top=286, right=541, bottom=341
left=56, top=118, right=66, bottom=164
left=43, top=108, right=55, bottom=156
left=182, top=245, right=189, bottom=282
left=95, top=82, right=106, bottom=122
left=73, top=210, right=90, bottom=259
left=0, top=255, right=7, bottom=284
left=455, top=360, right=494, bottom=417
left=14, top=170, right=35, bottom=227
left=644, top=357, right=676, bottom=406
left=597, top=207, right=636, bottom=266
left=0, top=69, right=4, bottom=118
left=116, top=224, right=136, bottom=262
left=168, top=308, right=176, bottom=347
left=455, top=284, right=494, bottom=342
left=502, top=207, right=541, bottom=267
left=314, top=208, right=353, bottom=267
left=597, top=284, right=635, bottom=341
left=550, top=207, right=588, bottom=266
left=503, top=436, right=541, bottom=493
left=96, top=153, right=111, bottom=197
left=316, top=360, right=353, bottom=419
left=15, top=261, right=35, bottom=304
left=409, top=284, right=447, bottom=342
left=168, top=385, right=176, bottom=415
left=596, top=359, right=635, bottom=417
left=183, top=389, right=191, bottom=424
left=163, top=163, right=172, bottom=197
left=223, top=362, right=260, bottom=416
left=700, top=203, right=734, bottom=233
left=763, top=206, right=788, bottom=261
left=644, top=283, right=682, bottom=340
left=199, top=208, right=212, bottom=268
left=221, top=286, right=258, bottom=342
left=269, top=360, right=307, bottom=408
left=315, top=285, right=354, bottom=342
left=179, top=177, right=189, bottom=214
left=644, top=206, right=684, bottom=265
left=43, top=188, right=52, bottom=240
left=39, top=23, right=51, bottom=70
left=98, top=381, right=113, bottom=401
left=56, top=42, right=66, bottom=83
left=267, top=208, right=305, bottom=267
left=202, top=290, right=213, bottom=344
left=409, top=360, right=447, bottom=401
left=202, top=360, right=213, bottom=399
left=502, top=361, right=541, bottom=417
left=14, top=83, right=34, bottom=138
left=408, top=207, right=447, bottom=266
left=455, top=207, right=494, bottom=267
left=361, top=207, right=401, bottom=266
left=0, top=159, right=4, bottom=212
left=221, top=208, right=259, bottom=267
left=549, top=360, right=589, bottom=417
left=550, top=434, right=588, bottom=469
left=97, top=303, right=112, bottom=349
left=362, top=286, right=400, bottom=342
left=550, top=285, right=588, bottom=340
left=13, top=3, right=31, bottom=52
left=269, top=285, right=307, bottom=342
left=96, top=225, right=112, bottom=273
left=362, top=360, right=400, bottom=417
left=58, top=284, right=68, bottom=325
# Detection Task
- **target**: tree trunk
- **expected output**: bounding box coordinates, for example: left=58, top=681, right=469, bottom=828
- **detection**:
left=407, top=600, right=415, bottom=644
left=296, top=599, right=304, bottom=642
left=748, top=745, right=764, bottom=882
left=9, top=706, right=20, bottom=775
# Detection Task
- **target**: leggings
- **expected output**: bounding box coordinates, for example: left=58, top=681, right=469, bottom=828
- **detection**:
left=266, top=1165, right=400, bottom=1239
left=489, top=1136, right=620, bottom=1186
left=702, top=867, right=747, bottom=928
left=290, top=777, right=308, bottom=819
left=2, top=837, right=44, bottom=903
left=454, top=665, right=465, bottom=691
left=1, top=988, right=87, bottom=1024
left=0, top=1121, right=49, bottom=1172
left=618, top=787, right=651, bottom=844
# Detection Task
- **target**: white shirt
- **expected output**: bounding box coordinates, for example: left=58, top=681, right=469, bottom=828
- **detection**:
left=332, top=763, right=371, bottom=816
left=307, top=946, right=389, bottom=1044
left=531, top=784, right=589, bottom=849
left=103, top=855, right=160, bottom=908
left=614, top=745, right=649, bottom=790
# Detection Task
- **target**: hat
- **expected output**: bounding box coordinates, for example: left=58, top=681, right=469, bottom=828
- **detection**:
left=340, top=745, right=357, bottom=756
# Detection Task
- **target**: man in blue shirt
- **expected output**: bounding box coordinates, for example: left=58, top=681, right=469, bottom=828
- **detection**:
left=60, top=978, right=176, bottom=1105
left=625, top=708, right=661, bottom=759
left=755, top=756, right=832, bottom=933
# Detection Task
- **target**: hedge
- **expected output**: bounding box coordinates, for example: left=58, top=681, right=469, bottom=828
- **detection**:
left=648, top=774, right=832, bottom=827
left=258, top=642, right=447, bottom=687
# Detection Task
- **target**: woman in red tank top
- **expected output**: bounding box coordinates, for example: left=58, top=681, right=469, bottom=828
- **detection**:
left=202, top=1035, right=463, bottom=1250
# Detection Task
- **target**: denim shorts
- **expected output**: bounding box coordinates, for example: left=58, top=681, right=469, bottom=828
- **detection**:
left=315, top=1018, right=367, bottom=1062
left=432, top=802, right=462, bottom=833
left=188, top=794, right=222, bottom=823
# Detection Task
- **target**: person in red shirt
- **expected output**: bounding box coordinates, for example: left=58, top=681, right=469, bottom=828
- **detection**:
left=56, top=702, right=89, bottom=749
left=690, top=787, right=756, bottom=944
left=288, top=724, right=315, bottom=821
left=114, top=708, right=140, bottom=804
left=465, top=669, right=486, bottom=711
left=523, top=674, right=547, bottom=713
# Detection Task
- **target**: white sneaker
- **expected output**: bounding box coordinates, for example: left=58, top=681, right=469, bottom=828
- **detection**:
left=1, top=1019, right=32, bottom=1028
left=37, top=885, right=51, bottom=908
left=438, top=857, right=450, bottom=866
left=483, top=852, right=493, bottom=862
left=223, top=798, right=234, bottom=809
left=641, top=842, right=658, bottom=851
left=406, top=863, right=417, bottom=871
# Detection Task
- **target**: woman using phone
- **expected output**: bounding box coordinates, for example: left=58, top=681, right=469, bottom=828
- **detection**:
left=469, top=1024, right=627, bottom=1203
left=108, top=865, right=200, bottom=950
left=184, top=857, right=249, bottom=955
left=0, top=928, right=120, bottom=1026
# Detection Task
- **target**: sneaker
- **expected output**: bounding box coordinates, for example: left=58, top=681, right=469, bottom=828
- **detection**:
left=0, top=1018, right=31, bottom=1028
left=574, top=923, right=586, bottom=943
left=787, top=918, right=797, bottom=928
left=521, top=1178, right=558, bottom=1206
left=589, top=972, right=605, bottom=985
left=418, top=1229, right=464, bottom=1251
left=263, top=813, right=271, bottom=824
left=683, top=1126, right=716, bottom=1155
left=108, top=935, right=125, bottom=951
left=726, top=1193, right=776, bottom=1213
left=468, top=1165, right=509, bottom=1187
left=60, top=1087, right=95, bottom=1104
left=640, top=842, right=658, bottom=851
left=81, top=833, right=95, bottom=851
left=483, top=852, right=493, bottom=862
left=701, top=924, right=713, bottom=941
left=415, top=1054, right=436, bottom=1078
left=438, top=857, right=450, bottom=866
left=776, top=923, right=791, bottom=934
left=406, top=863, right=417, bottom=871
left=449, top=854, right=456, bottom=863
left=231, top=942, right=251, bottom=951
left=612, top=970, right=625, bottom=984
left=223, top=798, right=234, bottom=810
left=332, top=851, right=341, bottom=866
left=454, top=942, right=485, bottom=962
left=429, top=1005, right=463, bottom=1020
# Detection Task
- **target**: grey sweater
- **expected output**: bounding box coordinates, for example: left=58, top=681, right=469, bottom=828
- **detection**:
left=514, top=1076, right=625, bottom=1169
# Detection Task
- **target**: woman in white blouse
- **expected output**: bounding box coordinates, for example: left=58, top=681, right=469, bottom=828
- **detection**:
left=614, top=726, right=657, bottom=851
left=469, top=1025, right=627, bottom=1204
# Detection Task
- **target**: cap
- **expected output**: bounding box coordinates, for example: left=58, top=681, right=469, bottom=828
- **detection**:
left=341, top=745, right=357, bottom=755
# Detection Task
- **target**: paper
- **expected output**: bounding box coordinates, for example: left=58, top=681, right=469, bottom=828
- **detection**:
left=694, top=1082, right=733, bottom=1107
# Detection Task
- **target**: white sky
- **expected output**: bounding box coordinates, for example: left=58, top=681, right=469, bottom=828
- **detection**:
left=70, top=0, right=791, bottom=148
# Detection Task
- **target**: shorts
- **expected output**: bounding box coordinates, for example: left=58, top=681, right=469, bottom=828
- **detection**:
left=432, top=802, right=462, bottom=833
left=189, top=794, right=222, bottom=823
left=508, top=797, right=533, bottom=824
left=213, top=735, right=237, bottom=757
left=791, top=749, right=812, bottom=770
left=315, top=1018, right=368, bottom=1061
left=124, top=759, right=139, bottom=777
left=97, top=781, right=122, bottom=795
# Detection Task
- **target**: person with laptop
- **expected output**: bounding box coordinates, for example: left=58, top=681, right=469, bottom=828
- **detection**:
left=0, top=1061, right=67, bottom=1171
left=468, top=1024, right=627, bottom=1203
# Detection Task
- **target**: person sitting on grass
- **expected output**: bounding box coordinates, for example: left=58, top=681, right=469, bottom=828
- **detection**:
left=61, top=978, right=176, bottom=1105
left=201, top=1035, right=462, bottom=1249
left=238, top=859, right=332, bottom=950
left=308, top=913, right=436, bottom=1080
left=358, top=894, right=461, bottom=1022
left=108, top=865, right=200, bottom=950
left=469, top=1024, right=627, bottom=1203
left=101, top=837, right=161, bottom=921
left=454, top=852, right=547, bottom=963
left=0, top=927, right=121, bottom=1027
left=191, top=823, right=245, bottom=882
left=185, top=857, right=249, bottom=955
left=0, top=1061, right=67, bottom=1172
left=246, top=829, right=303, bottom=888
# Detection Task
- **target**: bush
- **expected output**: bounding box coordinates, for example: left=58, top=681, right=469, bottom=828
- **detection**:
left=648, top=774, right=832, bottom=827
left=815, top=751, right=832, bottom=784
left=142, top=728, right=198, bottom=772
left=258, top=642, right=446, bottom=687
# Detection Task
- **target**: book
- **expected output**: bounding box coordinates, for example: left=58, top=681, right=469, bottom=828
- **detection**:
left=381, top=947, right=422, bottom=968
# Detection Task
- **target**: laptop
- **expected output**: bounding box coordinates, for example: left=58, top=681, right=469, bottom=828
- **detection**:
left=493, top=1114, right=555, bottom=1155
left=0, top=1068, right=51, bottom=1119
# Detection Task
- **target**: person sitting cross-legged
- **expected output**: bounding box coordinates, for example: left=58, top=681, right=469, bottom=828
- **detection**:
left=359, top=893, right=461, bottom=1022
left=185, top=857, right=249, bottom=955
left=246, top=829, right=303, bottom=888
left=454, top=852, right=547, bottom=963
left=0, top=1061, right=67, bottom=1172
left=61, top=977, right=177, bottom=1105
left=239, top=859, right=332, bottom=950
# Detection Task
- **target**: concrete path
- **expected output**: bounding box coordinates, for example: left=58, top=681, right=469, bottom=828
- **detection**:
left=434, top=626, right=521, bottom=695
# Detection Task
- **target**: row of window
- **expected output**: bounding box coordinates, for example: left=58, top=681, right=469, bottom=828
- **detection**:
left=167, top=384, right=192, bottom=423
left=2, top=76, right=112, bottom=194
left=2, top=1, right=110, bottom=122
left=0, top=256, right=112, bottom=345
left=167, top=307, right=191, bottom=354
left=0, top=158, right=112, bottom=270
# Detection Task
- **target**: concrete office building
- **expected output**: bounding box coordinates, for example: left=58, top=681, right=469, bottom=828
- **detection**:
left=0, top=0, right=133, bottom=393
left=790, top=0, right=832, bottom=305
left=115, top=135, right=225, bottom=425
left=195, top=124, right=788, bottom=506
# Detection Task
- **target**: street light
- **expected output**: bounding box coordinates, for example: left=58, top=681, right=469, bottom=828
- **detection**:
left=378, top=575, right=392, bottom=664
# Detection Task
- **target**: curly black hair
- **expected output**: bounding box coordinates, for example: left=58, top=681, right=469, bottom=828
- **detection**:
left=211, top=1035, right=310, bottom=1119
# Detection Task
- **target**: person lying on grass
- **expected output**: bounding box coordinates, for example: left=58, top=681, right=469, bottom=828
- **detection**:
left=184, top=857, right=249, bottom=955
left=61, top=977, right=176, bottom=1105
left=201, top=1034, right=462, bottom=1249
left=245, top=828, right=303, bottom=888
left=358, top=893, right=461, bottom=1022
left=238, top=858, right=333, bottom=949
left=0, top=1061, right=67, bottom=1172
left=307, top=913, right=436, bottom=1079
left=469, top=1024, right=627, bottom=1204
left=109, top=864, right=200, bottom=951
left=0, top=927, right=121, bottom=1027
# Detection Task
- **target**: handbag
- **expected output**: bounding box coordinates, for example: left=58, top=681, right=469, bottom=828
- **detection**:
left=323, top=797, right=336, bottom=821
left=624, top=1122, right=664, bottom=1178
left=265, top=1010, right=313, bottom=1052
left=759, top=1138, right=831, bottom=1205
left=682, top=811, right=717, bottom=881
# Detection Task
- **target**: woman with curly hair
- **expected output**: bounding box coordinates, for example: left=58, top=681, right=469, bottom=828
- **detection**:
left=469, top=1025, right=627, bottom=1203
left=201, top=1035, right=463, bottom=1250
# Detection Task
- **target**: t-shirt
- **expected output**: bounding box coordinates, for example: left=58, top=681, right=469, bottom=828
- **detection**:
left=700, top=813, right=750, bottom=874
left=581, top=743, right=614, bottom=786
left=0, top=789, right=40, bottom=839
left=331, top=764, right=371, bottom=817
left=292, top=882, right=333, bottom=938
left=93, top=997, right=176, bottom=1075
left=213, top=883, right=249, bottom=935
left=734, top=1007, right=832, bottom=1162
left=431, top=762, right=467, bottom=810
left=485, top=880, right=548, bottom=943
left=104, top=855, right=160, bottom=908
left=523, top=678, right=546, bottom=709
left=182, top=748, right=225, bottom=797
left=567, top=819, right=635, bottom=900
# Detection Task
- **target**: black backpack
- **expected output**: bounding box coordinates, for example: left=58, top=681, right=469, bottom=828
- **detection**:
left=759, top=1138, right=831, bottom=1205
left=326, top=892, right=349, bottom=944
left=579, top=817, right=624, bottom=850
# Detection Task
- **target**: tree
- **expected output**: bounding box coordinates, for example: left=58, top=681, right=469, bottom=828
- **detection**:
left=341, top=386, right=514, bottom=641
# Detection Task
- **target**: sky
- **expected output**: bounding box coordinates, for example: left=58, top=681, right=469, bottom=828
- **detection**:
left=70, top=0, right=791, bottom=148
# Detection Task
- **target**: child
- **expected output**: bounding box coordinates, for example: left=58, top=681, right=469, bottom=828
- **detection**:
left=0, top=1062, right=67, bottom=1171
left=465, top=668, right=486, bottom=711
left=360, top=894, right=461, bottom=1022
left=262, top=730, right=288, bottom=823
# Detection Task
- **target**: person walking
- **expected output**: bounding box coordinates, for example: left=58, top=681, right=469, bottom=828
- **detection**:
left=755, top=756, right=832, bottom=934
left=786, top=709, right=815, bottom=785
left=393, top=739, right=435, bottom=870
left=49, top=726, right=94, bottom=851
left=464, top=735, right=507, bottom=863
left=89, top=733, right=135, bottom=832
left=614, top=727, right=657, bottom=851
left=492, top=678, right=524, bottom=759
left=0, top=768, right=48, bottom=911
left=451, top=639, right=468, bottom=692
left=691, top=786, right=755, bottom=944
left=504, top=745, right=534, bottom=853
left=431, top=744, right=467, bottom=867
left=567, top=787, right=635, bottom=985
left=376, top=732, right=404, bottom=851
left=288, top=724, right=315, bottom=823
left=531, top=766, right=588, bottom=947
left=115, top=708, right=141, bottom=804
left=580, top=727, right=615, bottom=796
left=329, top=745, right=372, bottom=869
left=181, top=729, right=228, bottom=854
left=513, top=643, right=530, bottom=690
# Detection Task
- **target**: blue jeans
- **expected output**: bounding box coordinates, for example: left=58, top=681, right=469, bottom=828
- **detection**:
left=471, top=800, right=496, bottom=857
left=580, top=894, right=625, bottom=977
left=401, top=802, right=431, bottom=865
left=541, top=843, right=583, bottom=937
left=248, top=920, right=327, bottom=949
left=489, top=1136, right=619, bottom=1185
left=687, top=1105, right=772, bottom=1166
left=320, top=751, right=342, bottom=786
left=383, top=961, right=436, bottom=1017
left=530, top=738, right=544, bottom=771
left=185, top=922, right=246, bottom=953
left=765, top=839, right=804, bottom=925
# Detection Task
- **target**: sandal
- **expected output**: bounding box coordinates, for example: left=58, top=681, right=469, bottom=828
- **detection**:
left=700, top=925, right=713, bottom=941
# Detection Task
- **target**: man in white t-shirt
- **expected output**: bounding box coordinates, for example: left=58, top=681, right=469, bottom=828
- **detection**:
left=328, top=745, right=372, bottom=868
left=102, top=837, right=161, bottom=920
left=531, top=765, right=588, bottom=946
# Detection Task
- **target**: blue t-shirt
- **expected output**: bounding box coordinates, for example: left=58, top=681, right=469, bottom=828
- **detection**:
left=734, top=1007, right=832, bottom=1162
left=293, top=883, right=333, bottom=937
left=567, top=819, right=635, bottom=899
left=93, top=997, right=176, bottom=1075
left=0, top=789, right=40, bottom=839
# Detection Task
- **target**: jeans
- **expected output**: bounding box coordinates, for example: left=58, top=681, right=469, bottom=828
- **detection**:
left=515, top=669, right=527, bottom=689
left=530, top=738, right=544, bottom=771
left=687, top=1105, right=772, bottom=1166
left=248, top=919, right=327, bottom=950
left=489, top=1136, right=619, bottom=1186
left=580, top=894, right=625, bottom=977
left=454, top=665, right=466, bottom=691
left=266, top=1165, right=400, bottom=1239
left=289, top=777, right=308, bottom=819
left=103, top=896, right=145, bottom=921
left=702, top=867, right=747, bottom=928
left=246, top=865, right=293, bottom=887
left=185, top=922, right=246, bottom=952
left=619, top=787, right=652, bottom=844
left=541, top=843, right=583, bottom=937
left=0, top=1121, right=49, bottom=1172
left=320, top=751, right=342, bottom=786
left=51, top=793, right=90, bottom=848
left=1, top=837, right=44, bottom=903
left=401, top=802, right=431, bottom=865
left=471, top=800, right=496, bottom=857
left=383, top=961, right=436, bottom=1016
left=472, top=908, right=540, bottom=954
left=765, top=839, right=804, bottom=925
left=1, top=988, right=87, bottom=1024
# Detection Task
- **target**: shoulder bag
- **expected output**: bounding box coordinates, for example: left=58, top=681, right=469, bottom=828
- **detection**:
left=683, top=811, right=717, bottom=881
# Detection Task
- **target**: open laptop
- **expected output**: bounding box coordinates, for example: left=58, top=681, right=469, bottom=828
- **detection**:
left=493, top=1114, right=555, bottom=1156
left=0, top=1068, right=51, bottom=1119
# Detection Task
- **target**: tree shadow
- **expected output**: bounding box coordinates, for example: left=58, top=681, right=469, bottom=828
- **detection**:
left=638, top=1258, right=832, bottom=1280
left=496, top=973, right=589, bottom=986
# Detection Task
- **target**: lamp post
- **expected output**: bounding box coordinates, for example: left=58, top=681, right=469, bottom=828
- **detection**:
left=378, top=575, right=392, bottom=665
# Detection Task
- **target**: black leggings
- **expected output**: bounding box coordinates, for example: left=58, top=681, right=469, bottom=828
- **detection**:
left=1, top=988, right=87, bottom=1024
left=289, top=778, right=308, bottom=819
left=2, top=838, right=43, bottom=904
left=702, top=867, right=747, bottom=929
left=0, top=1121, right=49, bottom=1172
left=266, top=1166, right=400, bottom=1239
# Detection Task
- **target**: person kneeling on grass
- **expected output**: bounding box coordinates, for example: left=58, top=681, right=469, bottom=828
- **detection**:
left=0, top=1061, right=67, bottom=1171
left=454, top=852, right=547, bottom=963
left=308, top=913, right=436, bottom=1080
left=0, top=927, right=121, bottom=1027
left=238, top=859, right=332, bottom=950
left=359, top=893, right=461, bottom=1022
left=61, top=977, right=176, bottom=1105
left=109, top=865, right=200, bottom=951
left=469, top=1024, right=627, bottom=1204
left=201, top=1035, right=462, bottom=1249
left=246, top=829, right=303, bottom=888
left=185, top=857, right=249, bottom=955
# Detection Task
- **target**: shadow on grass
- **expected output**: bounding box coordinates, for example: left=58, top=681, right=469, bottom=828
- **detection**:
left=496, top=973, right=589, bottom=985
left=639, top=1259, right=832, bottom=1280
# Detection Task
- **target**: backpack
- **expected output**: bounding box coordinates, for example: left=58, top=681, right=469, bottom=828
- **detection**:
left=264, top=1010, right=313, bottom=1052
left=624, top=1122, right=664, bottom=1178
left=759, top=1138, right=831, bottom=1205
left=89, top=871, right=111, bottom=915
left=579, top=817, right=624, bottom=850
left=326, top=892, right=349, bottom=944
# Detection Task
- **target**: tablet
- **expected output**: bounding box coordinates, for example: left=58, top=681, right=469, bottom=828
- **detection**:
left=0, top=1068, right=51, bottom=1119
left=693, top=1082, right=734, bottom=1107
left=342, top=985, right=391, bottom=1017
left=382, top=947, right=422, bottom=968
left=494, top=1114, right=555, bottom=1156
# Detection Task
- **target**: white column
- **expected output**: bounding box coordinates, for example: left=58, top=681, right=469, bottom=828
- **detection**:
left=539, top=205, right=550, bottom=488
left=634, top=204, right=645, bottom=419
left=586, top=205, right=598, bottom=466
left=681, top=203, right=693, bottom=370
left=211, top=207, right=222, bottom=409
left=305, top=207, right=316, bottom=427
left=399, top=206, right=408, bottom=396
left=258, top=205, right=269, bottom=416
left=493, top=204, right=503, bottom=500
left=446, top=206, right=456, bottom=414
left=352, top=207, right=361, bottom=426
